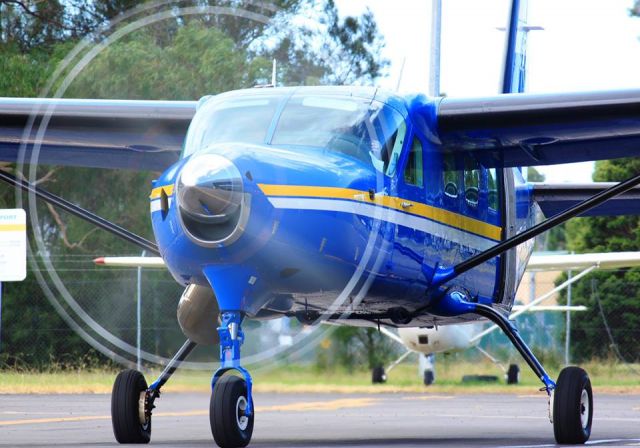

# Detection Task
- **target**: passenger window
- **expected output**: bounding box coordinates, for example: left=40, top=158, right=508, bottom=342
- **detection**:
left=464, top=158, right=480, bottom=206
left=488, top=168, right=499, bottom=210
left=403, top=137, right=423, bottom=187
left=443, top=154, right=458, bottom=198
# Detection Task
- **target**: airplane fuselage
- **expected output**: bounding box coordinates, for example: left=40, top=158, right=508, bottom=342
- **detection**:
left=150, top=86, right=536, bottom=327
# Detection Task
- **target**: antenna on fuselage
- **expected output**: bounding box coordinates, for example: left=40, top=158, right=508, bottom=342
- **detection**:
left=272, top=58, right=277, bottom=87
left=395, top=57, right=406, bottom=92
left=429, top=0, right=442, bottom=96
left=254, top=59, right=278, bottom=88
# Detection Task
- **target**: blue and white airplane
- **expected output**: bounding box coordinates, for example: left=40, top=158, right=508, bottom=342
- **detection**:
left=3, top=0, right=640, bottom=446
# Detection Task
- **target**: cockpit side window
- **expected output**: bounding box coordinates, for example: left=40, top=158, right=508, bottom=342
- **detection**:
left=403, top=137, right=424, bottom=187
left=385, top=121, right=407, bottom=177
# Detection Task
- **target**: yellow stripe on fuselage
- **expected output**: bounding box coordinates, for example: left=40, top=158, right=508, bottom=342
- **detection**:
left=258, top=184, right=502, bottom=241
left=149, top=184, right=174, bottom=199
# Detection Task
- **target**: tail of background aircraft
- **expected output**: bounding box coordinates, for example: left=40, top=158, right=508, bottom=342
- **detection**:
left=502, top=0, right=529, bottom=94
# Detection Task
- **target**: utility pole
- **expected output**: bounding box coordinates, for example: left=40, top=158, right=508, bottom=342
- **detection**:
left=429, top=0, right=442, bottom=96
left=565, top=269, right=572, bottom=366
left=136, top=250, right=146, bottom=371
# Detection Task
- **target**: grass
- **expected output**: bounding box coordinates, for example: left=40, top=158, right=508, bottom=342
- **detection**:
left=1, top=359, right=638, bottom=395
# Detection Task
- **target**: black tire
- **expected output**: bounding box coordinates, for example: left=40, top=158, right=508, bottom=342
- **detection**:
left=111, top=369, right=151, bottom=444
left=423, top=369, right=435, bottom=386
left=553, top=366, right=593, bottom=444
left=371, top=366, right=386, bottom=384
left=506, top=364, right=520, bottom=385
left=210, top=375, right=254, bottom=448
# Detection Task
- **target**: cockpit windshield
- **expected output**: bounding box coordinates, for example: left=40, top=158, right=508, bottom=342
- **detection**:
left=183, top=90, right=406, bottom=174
left=183, top=94, right=280, bottom=156
left=272, top=95, right=405, bottom=173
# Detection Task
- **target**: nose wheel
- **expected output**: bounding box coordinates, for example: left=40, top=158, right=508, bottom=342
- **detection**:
left=553, top=366, right=593, bottom=444
left=210, top=375, right=254, bottom=448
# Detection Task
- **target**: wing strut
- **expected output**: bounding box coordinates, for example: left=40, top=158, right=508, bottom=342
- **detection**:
left=427, top=171, right=640, bottom=291
left=0, top=170, right=160, bottom=255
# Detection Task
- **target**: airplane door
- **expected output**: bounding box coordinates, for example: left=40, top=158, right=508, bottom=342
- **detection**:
left=394, top=134, right=426, bottom=301
left=497, top=168, right=516, bottom=306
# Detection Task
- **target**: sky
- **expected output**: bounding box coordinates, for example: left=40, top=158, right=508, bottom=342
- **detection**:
left=335, top=0, right=640, bottom=183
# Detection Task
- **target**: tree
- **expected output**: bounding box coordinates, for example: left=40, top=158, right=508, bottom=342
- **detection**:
left=317, top=326, right=398, bottom=372
left=559, top=158, right=640, bottom=361
left=527, top=166, right=545, bottom=183
left=0, top=0, right=389, bottom=368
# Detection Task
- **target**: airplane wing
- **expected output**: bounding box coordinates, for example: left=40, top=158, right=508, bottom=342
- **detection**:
left=531, top=183, right=640, bottom=217
left=95, top=251, right=640, bottom=271
left=511, top=305, right=586, bottom=312
left=94, top=256, right=166, bottom=268
left=434, top=89, right=640, bottom=169
left=0, top=97, right=196, bottom=171
left=526, top=251, right=640, bottom=271
left=3, top=89, right=640, bottom=172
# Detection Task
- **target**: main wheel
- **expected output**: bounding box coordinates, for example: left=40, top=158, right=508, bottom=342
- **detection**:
left=111, top=369, right=151, bottom=444
left=423, top=369, right=435, bottom=386
left=553, top=366, right=593, bottom=444
left=210, top=375, right=254, bottom=448
left=371, top=366, right=386, bottom=384
left=506, top=363, right=520, bottom=385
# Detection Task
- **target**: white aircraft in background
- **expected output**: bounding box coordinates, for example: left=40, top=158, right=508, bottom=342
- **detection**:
left=95, top=250, right=640, bottom=385
left=373, top=251, right=640, bottom=385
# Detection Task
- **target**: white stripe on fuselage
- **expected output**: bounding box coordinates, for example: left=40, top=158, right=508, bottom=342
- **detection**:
left=267, top=197, right=497, bottom=252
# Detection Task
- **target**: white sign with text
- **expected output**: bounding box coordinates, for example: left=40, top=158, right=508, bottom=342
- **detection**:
left=0, top=209, right=26, bottom=281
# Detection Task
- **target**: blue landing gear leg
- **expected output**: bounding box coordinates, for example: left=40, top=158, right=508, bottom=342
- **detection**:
left=473, top=303, right=592, bottom=444
left=428, top=289, right=592, bottom=444
left=209, top=311, right=254, bottom=448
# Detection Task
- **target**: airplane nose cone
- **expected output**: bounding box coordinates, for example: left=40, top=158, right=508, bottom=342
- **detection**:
left=176, top=154, right=246, bottom=246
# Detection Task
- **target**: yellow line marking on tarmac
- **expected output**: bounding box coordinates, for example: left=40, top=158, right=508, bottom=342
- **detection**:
left=0, top=398, right=379, bottom=427
left=0, top=415, right=111, bottom=426
left=401, top=395, right=455, bottom=401
left=259, top=397, right=380, bottom=411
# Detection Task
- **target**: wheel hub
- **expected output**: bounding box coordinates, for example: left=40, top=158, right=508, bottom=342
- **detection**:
left=138, top=391, right=150, bottom=428
left=236, top=396, right=249, bottom=431
left=580, top=388, right=589, bottom=428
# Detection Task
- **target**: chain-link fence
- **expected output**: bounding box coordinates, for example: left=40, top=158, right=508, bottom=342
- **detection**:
left=0, top=253, right=326, bottom=370
left=1, top=257, right=639, bottom=371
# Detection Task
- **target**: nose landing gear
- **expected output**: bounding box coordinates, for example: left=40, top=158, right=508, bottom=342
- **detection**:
left=210, top=310, right=254, bottom=448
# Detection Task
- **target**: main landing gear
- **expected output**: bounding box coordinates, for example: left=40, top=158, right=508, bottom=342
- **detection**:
left=111, top=339, right=196, bottom=444
left=111, top=311, right=254, bottom=448
left=431, top=289, right=593, bottom=445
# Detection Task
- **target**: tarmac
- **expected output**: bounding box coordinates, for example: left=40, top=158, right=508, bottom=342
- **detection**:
left=1, top=391, right=639, bottom=447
